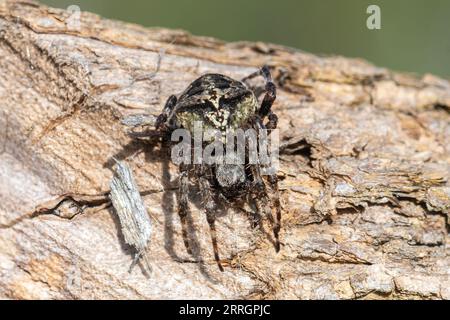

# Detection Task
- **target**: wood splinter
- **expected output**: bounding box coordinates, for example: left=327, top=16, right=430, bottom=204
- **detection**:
left=109, top=160, right=152, bottom=274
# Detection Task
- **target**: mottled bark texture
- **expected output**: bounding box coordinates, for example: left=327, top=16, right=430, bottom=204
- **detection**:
left=0, top=0, right=449, bottom=299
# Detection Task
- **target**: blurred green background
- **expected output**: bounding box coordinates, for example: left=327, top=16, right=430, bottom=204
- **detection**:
left=42, top=0, right=450, bottom=78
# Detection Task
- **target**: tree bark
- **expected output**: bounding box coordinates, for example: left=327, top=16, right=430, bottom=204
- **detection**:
left=0, top=0, right=449, bottom=299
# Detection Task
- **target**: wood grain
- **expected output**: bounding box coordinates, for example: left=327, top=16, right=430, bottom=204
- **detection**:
left=0, top=0, right=448, bottom=299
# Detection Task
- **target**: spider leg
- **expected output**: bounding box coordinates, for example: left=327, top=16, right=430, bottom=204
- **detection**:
left=267, top=173, right=281, bottom=252
left=124, top=95, right=177, bottom=141
left=198, top=171, right=224, bottom=272
left=265, top=112, right=278, bottom=130
left=177, top=164, right=193, bottom=255
left=241, top=68, right=263, bottom=86
left=249, top=194, right=265, bottom=230
left=242, top=66, right=277, bottom=116
left=248, top=116, right=281, bottom=251
left=248, top=164, right=266, bottom=229
left=258, top=116, right=282, bottom=252
left=156, top=94, right=177, bottom=130
left=258, top=66, right=277, bottom=118
left=250, top=164, right=280, bottom=252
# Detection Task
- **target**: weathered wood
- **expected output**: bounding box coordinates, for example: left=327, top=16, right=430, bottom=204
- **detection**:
left=109, top=160, right=152, bottom=275
left=0, top=0, right=448, bottom=299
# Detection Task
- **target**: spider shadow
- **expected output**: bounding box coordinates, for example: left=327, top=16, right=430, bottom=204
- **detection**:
left=157, top=152, right=216, bottom=281
left=104, top=139, right=216, bottom=282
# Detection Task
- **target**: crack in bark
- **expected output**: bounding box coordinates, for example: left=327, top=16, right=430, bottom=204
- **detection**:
left=0, top=193, right=109, bottom=229
left=0, top=188, right=174, bottom=229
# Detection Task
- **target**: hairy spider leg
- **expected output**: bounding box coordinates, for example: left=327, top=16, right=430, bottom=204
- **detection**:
left=127, top=95, right=178, bottom=140
left=241, top=65, right=269, bottom=85
left=250, top=117, right=282, bottom=252
left=267, top=174, right=281, bottom=252
left=241, top=65, right=277, bottom=119
left=156, top=94, right=177, bottom=130
left=177, top=165, right=193, bottom=255
left=248, top=163, right=269, bottom=224
left=198, top=169, right=224, bottom=272
left=249, top=163, right=280, bottom=252
left=266, top=112, right=278, bottom=131
left=258, top=66, right=277, bottom=119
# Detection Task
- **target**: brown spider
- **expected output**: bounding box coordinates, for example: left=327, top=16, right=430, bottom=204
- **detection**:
left=126, top=66, right=281, bottom=271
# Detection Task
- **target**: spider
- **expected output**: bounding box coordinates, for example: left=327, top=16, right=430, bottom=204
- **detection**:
left=126, top=66, right=281, bottom=271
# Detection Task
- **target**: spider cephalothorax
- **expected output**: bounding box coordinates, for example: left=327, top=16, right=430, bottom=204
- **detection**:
left=158, top=73, right=258, bottom=134
left=130, top=66, right=281, bottom=271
